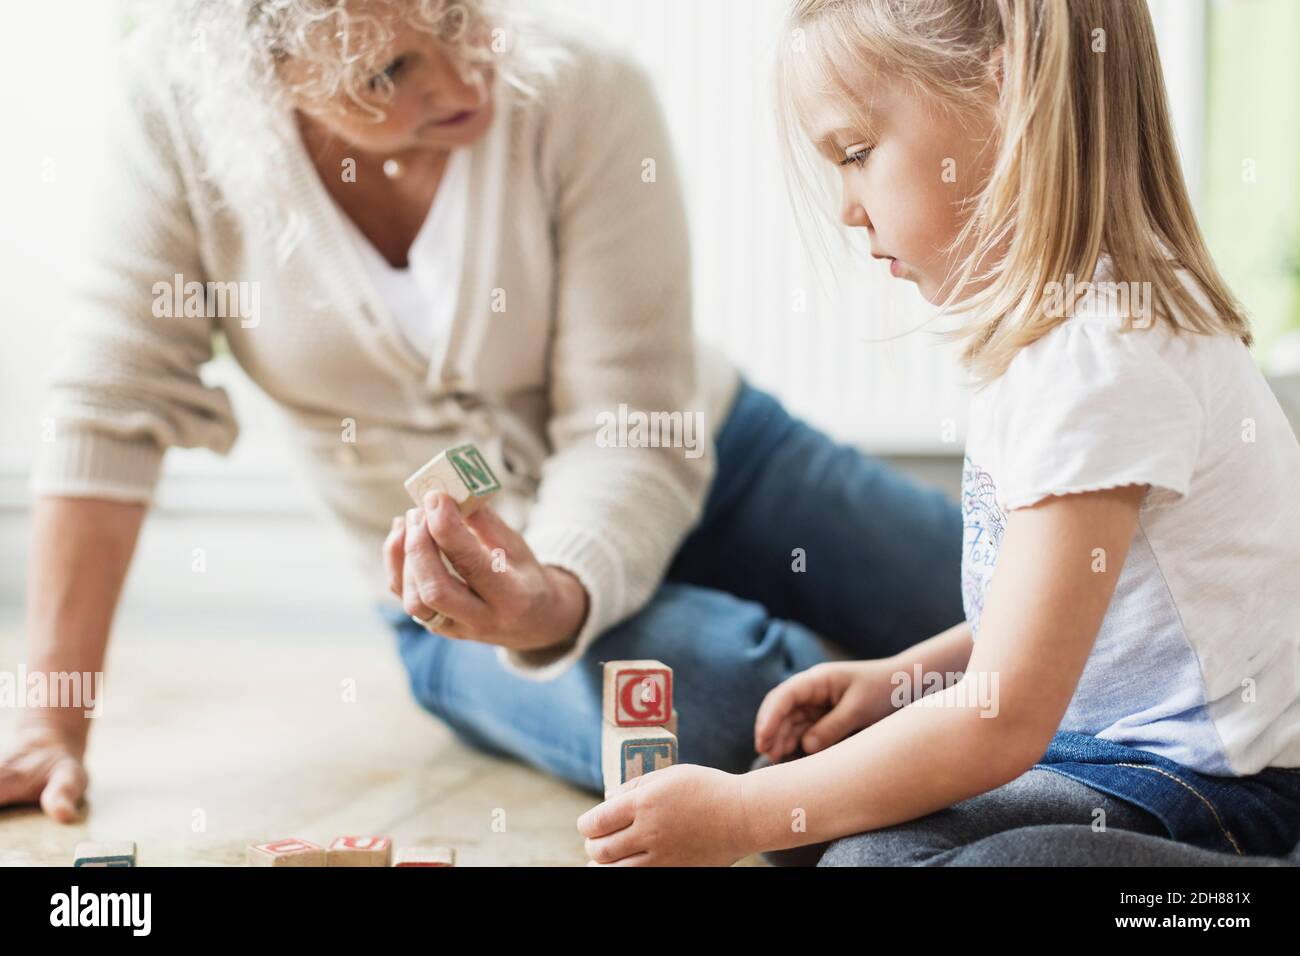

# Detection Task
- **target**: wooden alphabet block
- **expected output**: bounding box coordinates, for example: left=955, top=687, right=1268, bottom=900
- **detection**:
left=393, top=846, right=456, bottom=867
left=602, top=724, right=678, bottom=797
left=246, top=838, right=326, bottom=867
left=602, top=660, right=673, bottom=727
left=327, top=836, right=392, bottom=867
left=404, top=443, right=501, bottom=516
left=73, top=841, right=136, bottom=867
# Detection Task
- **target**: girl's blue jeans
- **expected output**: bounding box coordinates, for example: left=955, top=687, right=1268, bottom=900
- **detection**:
left=385, top=381, right=965, bottom=792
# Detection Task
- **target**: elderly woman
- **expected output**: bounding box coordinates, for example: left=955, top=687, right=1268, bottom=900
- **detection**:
left=1, top=0, right=960, bottom=820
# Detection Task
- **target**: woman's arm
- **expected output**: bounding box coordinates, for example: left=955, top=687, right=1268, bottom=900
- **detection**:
left=508, top=49, right=716, bottom=678
left=0, top=497, right=145, bottom=820
left=13, top=43, right=239, bottom=819
left=580, top=485, right=1146, bottom=864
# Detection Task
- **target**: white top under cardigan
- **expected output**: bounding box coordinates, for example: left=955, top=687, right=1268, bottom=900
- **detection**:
left=339, top=146, right=472, bottom=359
left=31, top=24, right=741, bottom=680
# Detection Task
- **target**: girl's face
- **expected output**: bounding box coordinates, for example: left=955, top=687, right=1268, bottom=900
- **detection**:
left=285, top=17, right=495, bottom=155
left=803, top=65, right=999, bottom=304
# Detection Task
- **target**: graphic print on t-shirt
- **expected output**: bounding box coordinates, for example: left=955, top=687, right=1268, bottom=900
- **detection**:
left=960, top=456, right=1005, bottom=636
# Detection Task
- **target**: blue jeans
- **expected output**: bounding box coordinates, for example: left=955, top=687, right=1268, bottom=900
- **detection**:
left=386, top=382, right=965, bottom=792
left=1038, top=732, right=1300, bottom=857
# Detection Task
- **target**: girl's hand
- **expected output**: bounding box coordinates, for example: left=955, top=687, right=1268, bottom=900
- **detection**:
left=0, top=717, right=89, bottom=822
left=382, top=492, right=589, bottom=653
left=755, top=660, right=900, bottom=761
left=578, top=765, right=751, bottom=867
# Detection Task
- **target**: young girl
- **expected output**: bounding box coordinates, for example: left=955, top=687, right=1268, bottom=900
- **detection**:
left=579, top=0, right=1300, bottom=866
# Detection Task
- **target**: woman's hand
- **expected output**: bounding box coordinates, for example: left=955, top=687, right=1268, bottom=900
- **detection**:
left=0, top=717, right=89, bottom=822
left=578, top=765, right=751, bottom=867
left=754, top=660, right=902, bottom=762
left=383, top=492, right=589, bottom=653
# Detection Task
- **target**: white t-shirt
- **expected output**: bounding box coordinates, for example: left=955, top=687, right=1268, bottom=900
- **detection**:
left=961, top=260, right=1300, bottom=776
left=340, top=147, right=471, bottom=358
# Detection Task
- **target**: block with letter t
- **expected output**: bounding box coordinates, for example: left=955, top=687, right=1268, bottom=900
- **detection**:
left=601, top=724, right=678, bottom=797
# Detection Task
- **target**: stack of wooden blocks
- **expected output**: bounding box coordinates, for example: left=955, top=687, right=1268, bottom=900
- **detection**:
left=601, top=660, right=679, bottom=797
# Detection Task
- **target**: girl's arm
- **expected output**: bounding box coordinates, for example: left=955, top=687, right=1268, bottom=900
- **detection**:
left=580, top=484, right=1146, bottom=865
left=889, top=617, right=975, bottom=682
left=740, top=484, right=1147, bottom=853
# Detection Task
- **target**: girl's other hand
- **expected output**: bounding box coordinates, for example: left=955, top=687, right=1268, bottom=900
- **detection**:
left=754, top=660, right=901, bottom=761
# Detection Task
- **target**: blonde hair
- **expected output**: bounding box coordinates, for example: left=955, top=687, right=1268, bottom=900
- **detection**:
left=776, top=0, right=1250, bottom=384
left=135, top=0, right=569, bottom=260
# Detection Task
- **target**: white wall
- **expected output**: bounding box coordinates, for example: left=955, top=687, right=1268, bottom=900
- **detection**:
left=0, top=1, right=119, bottom=475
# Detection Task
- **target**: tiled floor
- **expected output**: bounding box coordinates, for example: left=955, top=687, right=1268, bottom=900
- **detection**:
left=0, top=626, right=597, bottom=866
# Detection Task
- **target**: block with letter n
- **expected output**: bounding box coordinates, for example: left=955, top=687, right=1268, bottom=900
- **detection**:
left=404, top=442, right=502, bottom=516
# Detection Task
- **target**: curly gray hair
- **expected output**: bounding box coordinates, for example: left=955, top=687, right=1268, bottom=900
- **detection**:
left=133, top=0, right=569, bottom=260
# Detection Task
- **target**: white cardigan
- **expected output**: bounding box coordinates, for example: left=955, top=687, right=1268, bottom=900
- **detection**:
left=32, top=26, right=740, bottom=679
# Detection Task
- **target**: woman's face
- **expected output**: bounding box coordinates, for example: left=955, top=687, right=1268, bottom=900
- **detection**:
left=285, top=16, right=495, bottom=155
left=799, top=63, right=999, bottom=304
